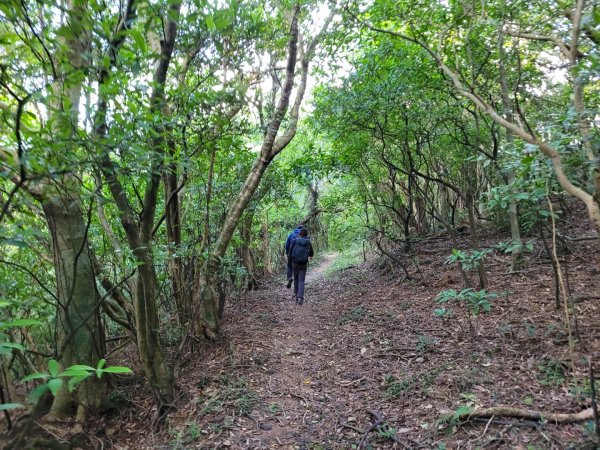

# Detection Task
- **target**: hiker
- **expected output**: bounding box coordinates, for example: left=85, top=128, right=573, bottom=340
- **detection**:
left=288, top=228, right=314, bottom=305
left=284, top=224, right=304, bottom=288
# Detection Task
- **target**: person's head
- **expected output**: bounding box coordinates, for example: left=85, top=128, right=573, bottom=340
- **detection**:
left=297, top=224, right=304, bottom=229
left=299, top=228, right=308, bottom=237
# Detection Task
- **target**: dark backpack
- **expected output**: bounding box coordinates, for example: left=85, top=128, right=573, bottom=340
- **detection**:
left=291, top=238, right=311, bottom=264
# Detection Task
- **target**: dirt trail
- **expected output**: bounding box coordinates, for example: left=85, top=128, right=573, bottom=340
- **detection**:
left=128, top=238, right=600, bottom=449
left=305, top=252, right=339, bottom=283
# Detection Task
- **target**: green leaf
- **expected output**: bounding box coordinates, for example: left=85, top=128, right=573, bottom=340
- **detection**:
left=100, top=366, right=133, bottom=374
left=21, top=372, right=49, bottom=382
left=48, top=359, right=60, bottom=378
left=47, top=378, right=63, bottom=396
left=206, top=15, right=216, bottom=31
left=65, top=364, right=95, bottom=372
left=68, top=375, right=90, bottom=392
left=0, top=342, right=25, bottom=351
left=130, top=29, right=147, bottom=54
left=96, top=358, right=106, bottom=378
left=28, top=384, right=49, bottom=403
left=1, top=319, right=42, bottom=328
left=0, top=403, right=24, bottom=411
left=61, top=368, right=92, bottom=378
left=453, top=405, right=473, bottom=420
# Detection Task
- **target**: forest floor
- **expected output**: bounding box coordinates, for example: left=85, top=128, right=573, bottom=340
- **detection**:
left=6, top=205, right=591, bottom=449
left=102, top=209, right=600, bottom=449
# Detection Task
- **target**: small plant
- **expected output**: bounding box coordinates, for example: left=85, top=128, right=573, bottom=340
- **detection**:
left=416, top=335, right=436, bottom=353
left=435, top=288, right=498, bottom=336
left=185, top=422, right=201, bottom=442
left=383, top=366, right=446, bottom=399
left=494, top=239, right=535, bottom=254
left=20, top=358, right=132, bottom=403
left=437, top=405, right=474, bottom=428
left=268, top=402, right=280, bottom=414
left=446, top=248, right=492, bottom=271
left=538, top=358, right=566, bottom=386
left=377, top=424, right=397, bottom=441
left=237, top=391, right=257, bottom=415
left=337, top=306, right=366, bottom=325
left=460, top=392, right=477, bottom=402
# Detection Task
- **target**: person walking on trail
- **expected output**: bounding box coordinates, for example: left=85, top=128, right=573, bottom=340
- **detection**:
left=284, top=224, right=304, bottom=288
left=288, top=228, right=314, bottom=305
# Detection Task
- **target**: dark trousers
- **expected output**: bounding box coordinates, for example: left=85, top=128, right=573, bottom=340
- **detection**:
left=286, top=255, right=293, bottom=280
left=292, top=262, right=308, bottom=299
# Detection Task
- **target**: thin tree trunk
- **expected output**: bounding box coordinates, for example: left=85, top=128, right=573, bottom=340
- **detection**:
left=498, top=29, right=525, bottom=271
left=240, top=213, right=259, bottom=290
left=466, top=187, right=488, bottom=288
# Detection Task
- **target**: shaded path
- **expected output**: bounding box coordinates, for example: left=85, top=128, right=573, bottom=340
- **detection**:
left=207, top=253, right=415, bottom=449
left=130, top=241, right=600, bottom=449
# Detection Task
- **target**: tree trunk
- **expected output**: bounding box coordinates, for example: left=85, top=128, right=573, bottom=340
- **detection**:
left=93, top=0, right=180, bottom=409
left=41, top=188, right=104, bottom=421
left=466, top=187, right=488, bottom=288
left=132, top=246, right=175, bottom=408
left=240, top=213, right=259, bottom=290
left=262, top=216, right=272, bottom=274
left=191, top=5, right=334, bottom=339
left=163, top=162, right=188, bottom=326
left=498, top=29, right=525, bottom=271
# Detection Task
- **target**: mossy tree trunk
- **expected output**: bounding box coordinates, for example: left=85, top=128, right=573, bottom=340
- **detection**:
left=40, top=187, right=104, bottom=421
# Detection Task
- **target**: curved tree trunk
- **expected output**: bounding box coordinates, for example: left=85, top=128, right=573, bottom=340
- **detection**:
left=191, top=4, right=335, bottom=340
left=193, top=6, right=303, bottom=339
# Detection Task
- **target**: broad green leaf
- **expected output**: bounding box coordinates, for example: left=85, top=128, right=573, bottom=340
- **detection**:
left=65, top=364, right=95, bottom=372
left=29, top=384, right=49, bottom=403
left=61, top=369, right=92, bottom=378
left=0, top=342, right=25, bottom=351
left=206, top=15, right=216, bottom=31
left=21, top=373, right=49, bottom=382
left=47, top=378, right=63, bottom=396
left=68, top=375, right=89, bottom=392
left=48, top=359, right=60, bottom=378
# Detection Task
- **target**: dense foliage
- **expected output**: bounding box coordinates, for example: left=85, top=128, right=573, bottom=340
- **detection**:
left=0, top=0, right=598, bottom=440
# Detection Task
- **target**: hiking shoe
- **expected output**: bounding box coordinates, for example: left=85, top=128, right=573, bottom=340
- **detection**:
left=286, top=278, right=293, bottom=289
left=296, top=297, right=304, bottom=305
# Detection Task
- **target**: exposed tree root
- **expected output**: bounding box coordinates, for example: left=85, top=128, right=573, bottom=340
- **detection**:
left=456, top=406, right=594, bottom=424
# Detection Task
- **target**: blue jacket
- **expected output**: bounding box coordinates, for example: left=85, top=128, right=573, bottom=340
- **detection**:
left=285, top=227, right=303, bottom=255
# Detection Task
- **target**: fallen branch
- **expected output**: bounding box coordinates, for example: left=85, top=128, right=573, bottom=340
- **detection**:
left=358, top=410, right=385, bottom=450
left=457, top=406, right=593, bottom=424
